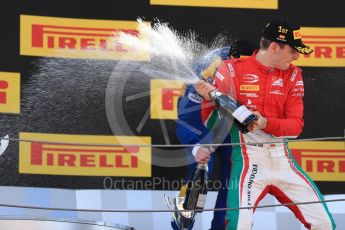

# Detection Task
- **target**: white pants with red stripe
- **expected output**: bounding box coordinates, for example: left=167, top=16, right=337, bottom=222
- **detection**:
left=226, top=143, right=335, bottom=230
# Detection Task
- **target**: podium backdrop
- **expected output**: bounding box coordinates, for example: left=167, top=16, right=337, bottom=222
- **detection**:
left=0, top=0, right=344, bottom=194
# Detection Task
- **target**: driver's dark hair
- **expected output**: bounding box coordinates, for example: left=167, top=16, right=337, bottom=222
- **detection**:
left=260, top=37, right=285, bottom=50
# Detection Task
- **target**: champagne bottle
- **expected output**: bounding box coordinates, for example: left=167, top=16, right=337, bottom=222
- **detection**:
left=209, top=90, right=257, bottom=134
left=183, top=163, right=208, bottom=212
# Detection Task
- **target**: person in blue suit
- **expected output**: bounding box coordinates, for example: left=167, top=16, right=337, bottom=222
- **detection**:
left=172, top=39, right=258, bottom=230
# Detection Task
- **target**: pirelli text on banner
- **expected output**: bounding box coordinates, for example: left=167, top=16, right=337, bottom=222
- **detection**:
left=20, top=15, right=150, bottom=61
left=150, top=79, right=185, bottom=120
left=19, top=132, right=151, bottom=177
left=294, top=27, right=345, bottom=67
left=289, top=141, right=345, bottom=182
left=0, top=72, right=20, bottom=114
left=150, top=0, right=278, bottom=9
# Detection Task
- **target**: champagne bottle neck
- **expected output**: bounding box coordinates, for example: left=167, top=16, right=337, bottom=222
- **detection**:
left=197, top=163, right=208, bottom=170
left=209, top=90, right=221, bottom=100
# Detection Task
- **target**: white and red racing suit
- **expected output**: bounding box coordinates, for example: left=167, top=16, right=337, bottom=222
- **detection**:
left=201, top=54, right=335, bottom=230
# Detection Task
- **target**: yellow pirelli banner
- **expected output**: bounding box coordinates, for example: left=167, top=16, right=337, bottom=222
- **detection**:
left=294, top=27, right=345, bottom=67
left=150, top=79, right=185, bottom=120
left=19, top=132, right=151, bottom=177
left=150, top=0, right=278, bottom=9
left=0, top=72, right=20, bottom=114
left=289, top=141, right=345, bottom=181
left=20, top=15, right=150, bottom=60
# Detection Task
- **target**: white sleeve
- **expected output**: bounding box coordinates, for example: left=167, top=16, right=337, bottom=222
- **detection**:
left=192, top=143, right=201, bottom=157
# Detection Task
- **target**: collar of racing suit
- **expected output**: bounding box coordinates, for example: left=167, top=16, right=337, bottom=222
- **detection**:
left=248, top=50, right=282, bottom=74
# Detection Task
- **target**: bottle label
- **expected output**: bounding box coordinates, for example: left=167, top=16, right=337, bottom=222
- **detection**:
left=232, top=105, right=252, bottom=123
left=196, top=193, right=207, bottom=208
